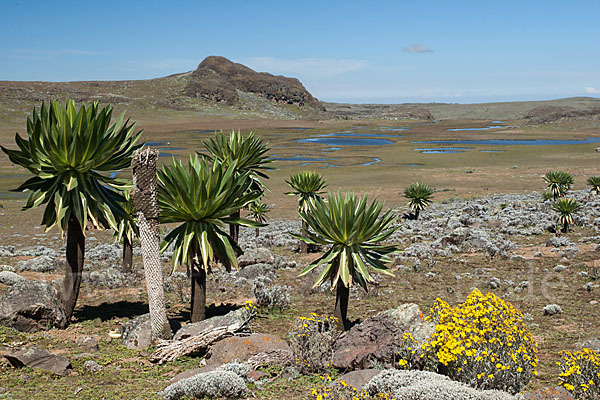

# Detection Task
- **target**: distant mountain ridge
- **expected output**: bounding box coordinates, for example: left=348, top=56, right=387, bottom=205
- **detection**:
left=0, top=57, right=599, bottom=124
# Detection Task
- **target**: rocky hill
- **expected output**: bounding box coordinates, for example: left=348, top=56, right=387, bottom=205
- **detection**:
left=184, top=56, right=324, bottom=110
left=0, top=56, right=328, bottom=126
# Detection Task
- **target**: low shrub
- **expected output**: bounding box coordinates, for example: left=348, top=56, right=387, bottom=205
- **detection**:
left=557, top=348, right=600, bottom=399
left=423, top=289, right=538, bottom=394
left=309, top=375, right=392, bottom=400
left=288, top=313, right=341, bottom=373
left=253, top=276, right=291, bottom=310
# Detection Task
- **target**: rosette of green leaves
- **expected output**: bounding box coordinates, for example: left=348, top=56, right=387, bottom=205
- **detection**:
left=0, top=100, right=141, bottom=234
left=552, top=198, right=582, bottom=232
left=248, top=200, right=271, bottom=224
left=295, top=192, right=398, bottom=290
left=587, top=176, right=600, bottom=194
left=403, top=182, right=434, bottom=217
left=285, top=171, right=328, bottom=212
left=201, top=130, right=272, bottom=192
left=157, top=155, right=263, bottom=272
left=544, top=171, right=574, bottom=199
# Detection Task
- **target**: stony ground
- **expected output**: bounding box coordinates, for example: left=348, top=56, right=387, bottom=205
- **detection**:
left=0, top=190, right=600, bottom=399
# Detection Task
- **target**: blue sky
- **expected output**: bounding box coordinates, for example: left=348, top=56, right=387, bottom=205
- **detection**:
left=1, top=0, right=599, bottom=103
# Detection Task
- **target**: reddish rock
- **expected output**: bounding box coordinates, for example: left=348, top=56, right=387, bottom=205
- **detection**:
left=170, top=364, right=218, bottom=384
left=333, top=369, right=382, bottom=390
left=332, top=304, right=433, bottom=370
left=247, top=370, right=269, bottom=382
left=207, top=333, right=289, bottom=367
left=523, top=386, right=574, bottom=400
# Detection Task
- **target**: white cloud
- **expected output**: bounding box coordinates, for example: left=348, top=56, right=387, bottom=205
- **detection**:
left=242, top=57, right=368, bottom=79
left=585, top=87, right=600, bottom=94
left=403, top=44, right=433, bottom=54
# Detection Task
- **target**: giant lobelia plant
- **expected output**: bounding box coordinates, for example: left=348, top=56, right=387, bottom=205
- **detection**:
left=201, top=130, right=272, bottom=243
left=158, top=155, right=263, bottom=322
left=294, top=192, right=399, bottom=330
left=544, top=171, right=574, bottom=200
left=403, top=182, right=434, bottom=220
left=1, top=100, right=141, bottom=326
left=285, top=171, right=327, bottom=254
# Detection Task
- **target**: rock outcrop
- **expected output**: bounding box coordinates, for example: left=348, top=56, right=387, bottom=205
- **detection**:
left=185, top=56, right=325, bottom=110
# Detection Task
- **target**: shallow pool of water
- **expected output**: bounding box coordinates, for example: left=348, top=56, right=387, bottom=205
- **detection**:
left=318, top=132, right=405, bottom=138
left=421, top=150, right=467, bottom=154
left=413, top=147, right=473, bottom=154
left=270, top=155, right=331, bottom=162
left=360, top=157, right=382, bottom=166
left=413, top=137, right=600, bottom=146
left=447, top=125, right=505, bottom=131
left=297, top=137, right=393, bottom=146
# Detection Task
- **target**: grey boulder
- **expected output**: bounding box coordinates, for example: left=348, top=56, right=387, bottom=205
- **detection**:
left=0, top=271, right=25, bottom=286
left=121, top=314, right=152, bottom=349
left=0, top=280, right=66, bottom=332
left=5, top=347, right=72, bottom=376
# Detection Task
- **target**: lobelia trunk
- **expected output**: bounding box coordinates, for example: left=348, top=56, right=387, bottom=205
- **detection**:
left=300, top=220, right=308, bottom=254
left=229, top=210, right=240, bottom=243
left=122, top=236, right=133, bottom=273
left=61, top=217, right=85, bottom=327
left=190, top=257, right=207, bottom=323
left=334, top=280, right=350, bottom=331
left=132, top=148, right=172, bottom=341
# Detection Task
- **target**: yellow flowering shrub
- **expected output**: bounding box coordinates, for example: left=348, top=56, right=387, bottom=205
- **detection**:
left=557, top=348, right=600, bottom=399
left=423, top=289, right=538, bottom=394
left=396, top=331, right=437, bottom=372
left=288, top=313, right=341, bottom=373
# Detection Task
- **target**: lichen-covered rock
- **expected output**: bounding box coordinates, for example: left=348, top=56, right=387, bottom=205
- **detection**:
left=236, top=263, right=275, bottom=280
left=522, top=386, right=574, bottom=400
left=364, top=370, right=523, bottom=400
left=86, top=243, right=121, bottom=262
left=17, top=246, right=58, bottom=257
left=253, top=276, right=290, bottom=310
left=332, top=304, right=434, bottom=369
left=5, top=347, right=72, bottom=376
left=207, top=333, right=289, bottom=368
left=333, top=369, right=382, bottom=391
left=83, top=267, right=129, bottom=289
left=16, top=255, right=57, bottom=272
left=120, top=314, right=152, bottom=349
left=0, top=246, right=16, bottom=257
left=543, top=304, right=563, bottom=316
left=0, top=280, right=66, bottom=332
left=0, top=271, right=25, bottom=286
left=237, top=247, right=273, bottom=268
left=161, top=370, right=246, bottom=400
left=75, top=336, right=99, bottom=352
left=83, top=360, right=102, bottom=373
